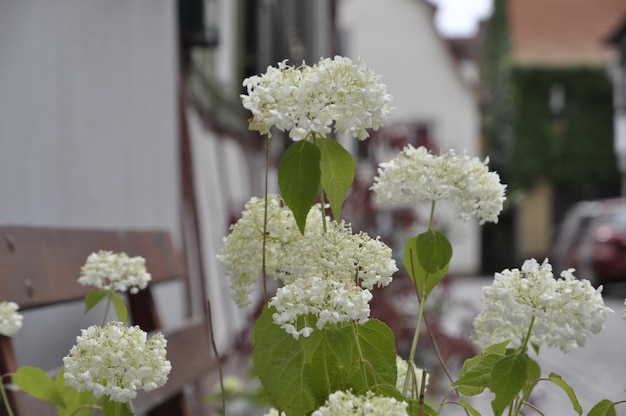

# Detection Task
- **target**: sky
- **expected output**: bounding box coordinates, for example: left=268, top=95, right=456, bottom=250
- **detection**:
left=428, top=0, right=494, bottom=37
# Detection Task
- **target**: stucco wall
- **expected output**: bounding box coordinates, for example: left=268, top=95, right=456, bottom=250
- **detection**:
left=0, top=1, right=180, bottom=368
left=338, top=0, right=482, bottom=274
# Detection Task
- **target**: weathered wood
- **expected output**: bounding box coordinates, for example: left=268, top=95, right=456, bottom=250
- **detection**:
left=0, top=226, right=213, bottom=416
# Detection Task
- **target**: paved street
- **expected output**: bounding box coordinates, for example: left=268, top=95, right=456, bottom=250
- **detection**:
left=439, top=276, right=626, bottom=415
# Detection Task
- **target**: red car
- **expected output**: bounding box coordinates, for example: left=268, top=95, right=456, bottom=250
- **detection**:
left=553, top=198, right=626, bottom=287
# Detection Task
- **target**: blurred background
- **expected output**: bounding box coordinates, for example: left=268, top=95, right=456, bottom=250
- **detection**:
left=2, top=0, right=626, bottom=414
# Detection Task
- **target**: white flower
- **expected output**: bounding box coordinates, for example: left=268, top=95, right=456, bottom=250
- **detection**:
left=311, top=390, right=408, bottom=415
left=63, top=322, right=171, bottom=403
left=240, top=56, right=393, bottom=141
left=0, top=301, right=23, bottom=337
left=396, top=356, right=429, bottom=399
left=216, top=194, right=303, bottom=307
left=218, top=195, right=397, bottom=324
left=270, top=276, right=373, bottom=339
left=371, top=145, right=507, bottom=224
left=78, top=251, right=151, bottom=294
left=471, top=259, right=612, bottom=352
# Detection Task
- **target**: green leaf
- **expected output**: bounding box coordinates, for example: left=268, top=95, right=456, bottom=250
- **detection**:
left=278, top=140, right=322, bottom=234
left=13, top=367, right=66, bottom=408
left=453, top=353, right=504, bottom=396
left=102, top=396, right=133, bottom=416
left=54, top=366, right=94, bottom=416
left=110, top=291, right=128, bottom=323
left=484, top=340, right=511, bottom=355
left=527, top=356, right=541, bottom=382
left=587, top=400, right=616, bottom=416
left=489, top=353, right=528, bottom=416
left=253, top=305, right=319, bottom=415
left=84, top=289, right=109, bottom=314
left=548, top=373, right=582, bottom=415
left=316, top=137, right=355, bottom=220
left=415, top=230, right=453, bottom=273
left=347, top=320, right=397, bottom=389
left=403, top=236, right=449, bottom=301
left=458, top=398, right=482, bottom=416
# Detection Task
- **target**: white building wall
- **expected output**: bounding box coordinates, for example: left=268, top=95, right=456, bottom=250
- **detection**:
left=0, top=1, right=180, bottom=368
left=338, top=0, right=481, bottom=274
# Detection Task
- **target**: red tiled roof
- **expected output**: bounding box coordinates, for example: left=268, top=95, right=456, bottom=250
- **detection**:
left=508, top=0, right=626, bottom=65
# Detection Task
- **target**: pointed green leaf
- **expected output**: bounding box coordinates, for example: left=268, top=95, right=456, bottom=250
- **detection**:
left=84, top=289, right=109, bottom=314
left=110, top=292, right=128, bottom=323
left=587, top=400, right=616, bottom=416
left=253, top=305, right=319, bottom=415
left=458, top=398, right=482, bottom=416
left=278, top=140, right=322, bottom=234
left=548, top=373, right=582, bottom=415
left=347, top=320, right=397, bottom=389
left=489, top=353, right=528, bottom=416
left=13, top=367, right=65, bottom=408
left=484, top=340, right=511, bottom=355
left=403, top=236, right=449, bottom=300
left=453, top=353, right=503, bottom=396
left=527, top=356, right=541, bottom=382
left=415, top=230, right=453, bottom=273
left=55, top=366, right=95, bottom=416
left=316, top=137, right=355, bottom=220
left=102, top=396, right=133, bottom=416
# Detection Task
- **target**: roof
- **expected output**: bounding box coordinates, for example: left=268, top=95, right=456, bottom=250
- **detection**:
left=507, top=0, right=626, bottom=65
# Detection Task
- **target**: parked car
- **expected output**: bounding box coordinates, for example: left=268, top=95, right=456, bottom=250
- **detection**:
left=552, top=198, right=626, bottom=287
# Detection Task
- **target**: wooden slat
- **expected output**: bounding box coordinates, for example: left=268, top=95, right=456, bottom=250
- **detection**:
left=0, top=226, right=212, bottom=416
left=0, top=226, right=185, bottom=309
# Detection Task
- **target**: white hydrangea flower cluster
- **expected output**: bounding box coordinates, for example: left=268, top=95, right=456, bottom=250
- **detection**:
left=396, top=355, right=429, bottom=399
left=241, top=56, right=393, bottom=141
left=63, top=322, right=171, bottom=403
left=78, top=251, right=151, bottom=294
left=371, top=145, right=506, bottom=224
left=471, top=259, right=612, bottom=352
left=270, top=219, right=397, bottom=338
left=0, top=301, right=23, bottom=337
left=217, top=195, right=304, bottom=307
left=218, top=194, right=397, bottom=337
left=311, top=390, right=408, bottom=416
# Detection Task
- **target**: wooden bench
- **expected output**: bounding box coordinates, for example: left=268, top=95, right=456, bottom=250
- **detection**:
left=0, top=225, right=214, bottom=415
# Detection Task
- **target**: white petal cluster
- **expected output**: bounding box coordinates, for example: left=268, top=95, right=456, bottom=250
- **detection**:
left=311, top=390, right=408, bottom=416
left=471, top=259, right=612, bottom=352
left=241, top=56, right=393, bottom=141
left=63, top=322, right=171, bottom=403
left=371, top=145, right=506, bottom=224
left=0, top=301, right=23, bottom=337
left=216, top=195, right=303, bottom=307
left=78, top=251, right=151, bottom=294
left=396, top=356, right=429, bottom=399
left=270, top=219, right=397, bottom=338
left=218, top=194, right=398, bottom=337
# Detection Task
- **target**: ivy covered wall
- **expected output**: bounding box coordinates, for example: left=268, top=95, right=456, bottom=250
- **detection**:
left=508, top=66, right=619, bottom=201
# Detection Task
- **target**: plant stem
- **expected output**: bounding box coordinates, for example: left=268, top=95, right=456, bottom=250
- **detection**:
left=101, top=292, right=113, bottom=326
left=351, top=323, right=370, bottom=388
left=207, top=300, right=226, bottom=415
left=0, top=375, right=15, bottom=416
left=320, top=329, right=332, bottom=395
left=261, top=135, right=271, bottom=302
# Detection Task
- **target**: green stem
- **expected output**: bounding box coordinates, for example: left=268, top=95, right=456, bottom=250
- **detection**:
left=207, top=300, right=226, bottom=416
left=261, top=135, right=271, bottom=302
left=320, top=328, right=332, bottom=395
left=0, top=375, right=15, bottom=416
left=101, top=292, right=113, bottom=326
left=312, top=133, right=327, bottom=234
left=351, top=323, right=371, bottom=388
left=403, top=201, right=436, bottom=397
left=403, top=285, right=426, bottom=397
left=520, top=315, right=536, bottom=353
